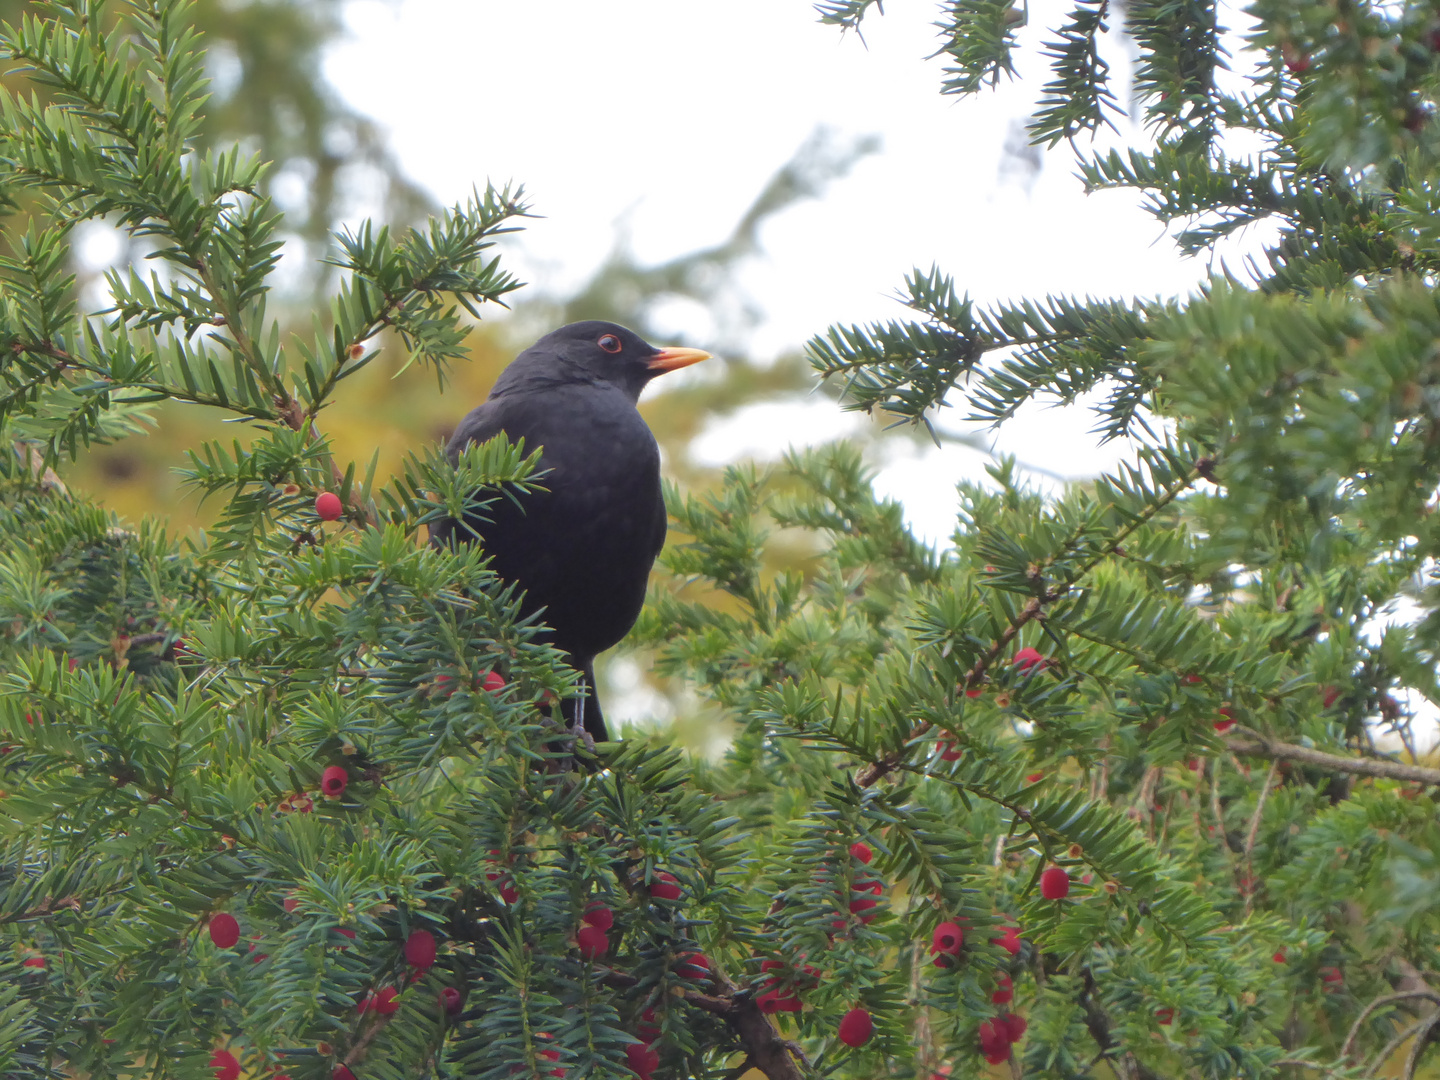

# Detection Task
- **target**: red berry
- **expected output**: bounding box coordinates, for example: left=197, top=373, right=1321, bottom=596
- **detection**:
left=1155, top=1007, right=1174, bottom=1025
left=978, top=1019, right=1008, bottom=1056
left=210, top=1049, right=241, bottom=1080
left=1040, top=867, right=1070, bottom=900
left=1214, top=707, right=1235, bottom=734
left=849, top=896, right=879, bottom=923
left=849, top=841, right=873, bottom=864
left=1013, top=647, right=1046, bottom=674
left=1321, top=685, right=1340, bottom=708
left=837, top=1007, right=873, bottom=1047
left=678, top=952, right=710, bottom=979
left=991, top=973, right=1013, bottom=1005
left=932, top=921, right=964, bottom=954
left=320, top=765, right=348, bottom=799
left=435, top=674, right=456, bottom=697
left=333, top=1068, right=356, bottom=1080
left=480, top=670, right=506, bottom=693
left=284, top=894, right=300, bottom=914
left=938, top=737, right=963, bottom=761
left=334, top=927, right=356, bottom=947
left=374, top=987, right=399, bottom=1015
left=648, top=871, right=683, bottom=901
left=21, top=956, right=44, bottom=969
left=500, top=882, right=519, bottom=904
left=582, top=901, right=614, bottom=931
left=315, top=492, right=343, bottom=521
left=576, top=924, right=609, bottom=960
left=757, top=989, right=802, bottom=1012
left=1025, top=772, right=1044, bottom=784
left=440, top=986, right=463, bottom=1014
left=1273, top=948, right=1287, bottom=963
left=636, top=1006, right=661, bottom=1042
left=985, top=1048, right=1011, bottom=1065
left=208, top=913, right=240, bottom=949
left=1285, top=54, right=1311, bottom=73
left=964, top=685, right=983, bottom=698
left=1181, top=674, right=1203, bottom=685
left=625, top=1042, right=659, bottom=1079
left=997, top=1012, right=1027, bottom=1043
left=1320, top=966, right=1343, bottom=990
left=404, top=929, right=436, bottom=970
left=992, top=925, right=1022, bottom=956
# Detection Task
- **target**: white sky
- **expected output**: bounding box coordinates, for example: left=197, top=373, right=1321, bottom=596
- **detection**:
left=325, top=0, right=1245, bottom=546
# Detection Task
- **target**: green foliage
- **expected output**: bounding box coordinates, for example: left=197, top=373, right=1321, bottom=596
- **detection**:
left=2, top=2, right=1440, bottom=1080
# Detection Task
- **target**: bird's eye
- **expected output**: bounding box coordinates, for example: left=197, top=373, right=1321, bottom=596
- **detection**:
left=598, top=334, right=622, bottom=354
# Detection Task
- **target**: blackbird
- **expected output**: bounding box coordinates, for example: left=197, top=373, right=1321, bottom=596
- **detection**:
left=430, top=320, right=709, bottom=742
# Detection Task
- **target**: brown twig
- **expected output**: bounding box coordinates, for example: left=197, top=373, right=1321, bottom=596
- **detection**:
left=1226, top=728, right=1440, bottom=786
left=1342, top=990, right=1440, bottom=1062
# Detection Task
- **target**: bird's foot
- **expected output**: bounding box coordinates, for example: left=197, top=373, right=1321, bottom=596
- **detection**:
left=571, top=720, right=597, bottom=756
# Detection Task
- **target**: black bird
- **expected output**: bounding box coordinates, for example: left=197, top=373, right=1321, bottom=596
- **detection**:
left=430, top=321, right=710, bottom=742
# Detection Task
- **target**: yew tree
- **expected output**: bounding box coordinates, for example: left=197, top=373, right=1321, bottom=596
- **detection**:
left=3, top=2, right=1440, bottom=1080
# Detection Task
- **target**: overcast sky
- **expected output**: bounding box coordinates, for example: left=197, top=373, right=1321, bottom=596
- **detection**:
left=324, top=0, right=1261, bottom=546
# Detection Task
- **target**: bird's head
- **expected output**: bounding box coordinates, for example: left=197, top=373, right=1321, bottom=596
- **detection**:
left=505, top=321, right=710, bottom=402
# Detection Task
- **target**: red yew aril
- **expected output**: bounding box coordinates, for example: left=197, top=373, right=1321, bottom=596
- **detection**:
left=210, top=1049, right=241, bottom=1080
left=405, top=929, right=436, bottom=970
left=849, top=841, right=873, bottom=863
left=22, top=956, right=44, bottom=969
left=991, top=973, right=1013, bottom=1005
left=938, top=737, right=962, bottom=761
left=1273, top=949, right=1287, bottom=963
left=1214, top=708, right=1235, bottom=734
left=1013, top=646, right=1047, bottom=674
left=849, top=896, right=878, bottom=922
left=576, top=924, right=609, bottom=960
left=435, top=675, right=456, bottom=697
left=965, top=685, right=984, bottom=698
left=678, top=952, right=710, bottom=979
left=583, top=901, right=614, bottom=930
left=625, top=1042, right=659, bottom=1080
left=837, top=1007, right=874, bottom=1047
left=480, top=670, right=506, bottom=693
left=637, top=1006, right=661, bottom=1042
left=978, top=1019, right=1009, bottom=1059
left=932, top=921, right=963, bottom=954
left=997, top=1012, right=1027, bottom=1043
left=500, top=882, right=519, bottom=904
left=333, top=1067, right=356, bottom=1080
left=1025, top=772, right=1044, bottom=784
left=1321, top=685, right=1341, bottom=708
left=1155, top=1007, right=1174, bottom=1025
left=757, top=989, right=802, bottom=1013
left=315, top=492, right=343, bottom=521
left=649, top=871, right=683, bottom=901
left=993, top=925, right=1023, bottom=956
left=320, top=766, right=348, bottom=799
left=440, top=986, right=463, bottom=1014
left=1321, top=966, right=1343, bottom=991
left=374, top=987, right=399, bottom=1015
left=1039, top=866, right=1070, bottom=900
left=208, top=913, right=240, bottom=949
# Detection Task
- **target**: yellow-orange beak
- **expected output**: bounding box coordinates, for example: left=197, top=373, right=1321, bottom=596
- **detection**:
left=647, top=345, right=711, bottom=373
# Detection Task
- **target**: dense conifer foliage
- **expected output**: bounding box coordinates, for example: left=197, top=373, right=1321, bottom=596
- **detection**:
left=2, top=2, right=1439, bottom=1079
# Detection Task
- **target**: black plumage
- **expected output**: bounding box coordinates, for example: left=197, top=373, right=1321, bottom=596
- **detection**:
left=429, top=320, right=709, bottom=742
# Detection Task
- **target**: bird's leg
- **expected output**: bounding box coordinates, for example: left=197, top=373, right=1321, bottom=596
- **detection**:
left=571, top=691, right=597, bottom=755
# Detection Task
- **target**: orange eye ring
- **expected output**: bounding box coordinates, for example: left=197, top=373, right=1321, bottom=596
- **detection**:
left=598, top=334, right=622, bottom=353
